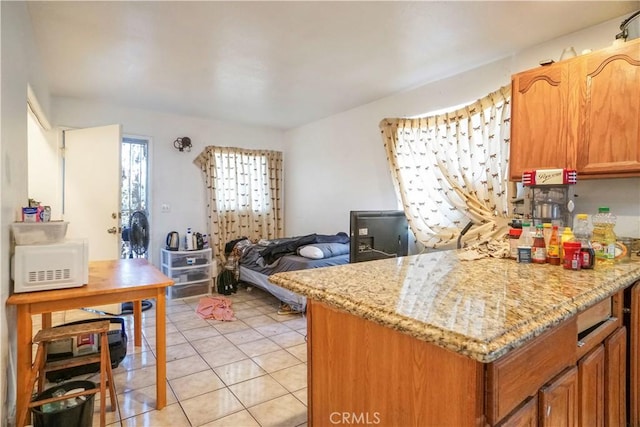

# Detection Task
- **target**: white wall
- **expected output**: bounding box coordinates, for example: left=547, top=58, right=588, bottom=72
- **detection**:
left=283, top=15, right=640, bottom=240
left=1, top=2, right=52, bottom=424
left=27, top=110, right=61, bottom=220
left=51, top=98, right=285, bottom=266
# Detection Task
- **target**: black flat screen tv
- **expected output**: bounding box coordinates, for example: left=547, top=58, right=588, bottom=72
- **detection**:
left=349, top=210, right=409, bottom=263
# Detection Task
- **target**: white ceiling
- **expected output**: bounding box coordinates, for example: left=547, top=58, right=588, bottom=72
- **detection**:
left=28, top=1, right=639, bottom=130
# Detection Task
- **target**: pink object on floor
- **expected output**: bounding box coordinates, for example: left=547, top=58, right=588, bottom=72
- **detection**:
left=196, top=296, right=236, bottom=321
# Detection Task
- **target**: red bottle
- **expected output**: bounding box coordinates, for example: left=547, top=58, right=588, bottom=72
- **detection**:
left=532, top=225, right=547, bottom=264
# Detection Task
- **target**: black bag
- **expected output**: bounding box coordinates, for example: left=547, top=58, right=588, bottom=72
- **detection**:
left=45, top=317, right=128, bottom=382
left=217, top=269, right=237, bottom=295
left=224, top=237, right=247, bottom=256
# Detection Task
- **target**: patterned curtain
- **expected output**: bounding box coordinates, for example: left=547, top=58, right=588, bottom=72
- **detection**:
left=194, top=146, right=284, bottom=262
left=379, top=85, right=512, bottom=250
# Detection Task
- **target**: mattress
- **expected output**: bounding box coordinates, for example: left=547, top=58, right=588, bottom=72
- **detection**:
left=232, top=234, right=350, bottom=312
left=241, top=253, right=350, bottom=275
left=238, top=253, right=349, bottom=312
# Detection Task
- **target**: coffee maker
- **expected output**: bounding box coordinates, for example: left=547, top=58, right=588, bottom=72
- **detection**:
left=520, top=168, right=577, bottom=228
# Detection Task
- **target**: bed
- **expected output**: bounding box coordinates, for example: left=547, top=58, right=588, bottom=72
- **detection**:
left=229, top=233, right=350, bottom=312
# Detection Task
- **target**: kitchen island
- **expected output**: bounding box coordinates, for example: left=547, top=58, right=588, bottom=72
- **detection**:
left=269, top=251, right=640, bottom=426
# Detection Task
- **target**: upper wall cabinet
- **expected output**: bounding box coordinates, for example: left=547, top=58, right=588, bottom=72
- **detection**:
left=574, top=40, right=640, bottom=176
left=510, top=61, right=573, bottom=180
left=510, top=38, right=640, bottom=181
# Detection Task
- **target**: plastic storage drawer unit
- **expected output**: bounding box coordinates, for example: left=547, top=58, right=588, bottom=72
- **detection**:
left=161, top=250, right=210, bottom=268
left=168, top=265, right=210, bottom=285
left=161, top=248, right=213, bottom=299
left=166, top=281, right=210, bottom=299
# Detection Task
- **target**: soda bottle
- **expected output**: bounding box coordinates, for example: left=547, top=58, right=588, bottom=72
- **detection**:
left=547, top=225, right=561, bottom=265
left=592, top=207, right=617, bottom=265
left=573, top=213, right=595, bottom=269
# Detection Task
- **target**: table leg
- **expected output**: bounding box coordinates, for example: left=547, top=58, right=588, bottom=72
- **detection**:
left=16, top=305, right=33, bottom=427
left=133, top=300, right=142, bottom=347
left=155, top=289, right=166, bottom=409
left=41, top=312, right=52, bottom=329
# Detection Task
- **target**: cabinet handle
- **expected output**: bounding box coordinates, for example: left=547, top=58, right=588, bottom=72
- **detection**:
left=577, top=340, right=585, bottom=347
left=547, top=405, right=551, bottom=417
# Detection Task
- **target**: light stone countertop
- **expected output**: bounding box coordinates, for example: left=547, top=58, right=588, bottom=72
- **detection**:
left=269, top=251, right=640, bottom=363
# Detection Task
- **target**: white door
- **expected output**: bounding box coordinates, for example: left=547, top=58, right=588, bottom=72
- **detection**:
left=64, top=124, right=122, bottom=314
left=64, top=124, right=121, bottom=260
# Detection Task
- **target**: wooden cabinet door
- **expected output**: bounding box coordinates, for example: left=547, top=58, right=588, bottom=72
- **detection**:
left=578, top=344, right=605, bottom=427
left=510, top=62, right=572, bottom=180
left=539, top=366, right=579, bottom=427
left=630, top=283, right=640, bottom=426
left=305, top=298, right=313, bottom=423
left=574, top=39, right=640, bottom=176
left=604, top=326, right=626, bottom=427
left=498, top=396, right=538, bottom=427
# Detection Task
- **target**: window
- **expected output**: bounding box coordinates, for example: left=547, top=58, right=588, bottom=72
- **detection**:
left=212, top=150, right=273, bottom=214
left=194, top=146, right=283, bottom=261
left=380, top=86, right=512, bottom=249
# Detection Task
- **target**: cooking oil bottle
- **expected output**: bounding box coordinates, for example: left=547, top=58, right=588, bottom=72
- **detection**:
left=592, top=206, right=617, bottom=265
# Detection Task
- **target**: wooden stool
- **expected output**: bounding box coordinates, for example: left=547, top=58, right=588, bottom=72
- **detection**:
left=17, top=320, right=117, bottom=427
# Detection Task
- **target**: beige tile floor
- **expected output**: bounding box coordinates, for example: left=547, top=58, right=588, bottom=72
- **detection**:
left=30, top=284, right=308, bottom=427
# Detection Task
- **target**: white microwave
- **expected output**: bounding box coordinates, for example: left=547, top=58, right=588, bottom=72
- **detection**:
left=11, top=239, right=89, bottom=293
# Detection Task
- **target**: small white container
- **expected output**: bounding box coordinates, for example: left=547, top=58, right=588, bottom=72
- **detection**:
left=11, top=221, right=69, bottom=245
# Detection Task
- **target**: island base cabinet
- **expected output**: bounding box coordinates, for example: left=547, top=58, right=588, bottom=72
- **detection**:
left=305, top=289, right=633, bottom=427
left=539, top=367, right=579, bottom=427
left=306, top=300, right=485, bottom=426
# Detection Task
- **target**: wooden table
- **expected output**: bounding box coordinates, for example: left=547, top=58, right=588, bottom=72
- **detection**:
left=7, top=259, right=173, bottom=423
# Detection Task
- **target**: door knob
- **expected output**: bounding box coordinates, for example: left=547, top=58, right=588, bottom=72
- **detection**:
left=107, top=227, right=117, bottom=234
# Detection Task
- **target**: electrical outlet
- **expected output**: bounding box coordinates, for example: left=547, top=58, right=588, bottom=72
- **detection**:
left=161, top=204, right=171, bottom=213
